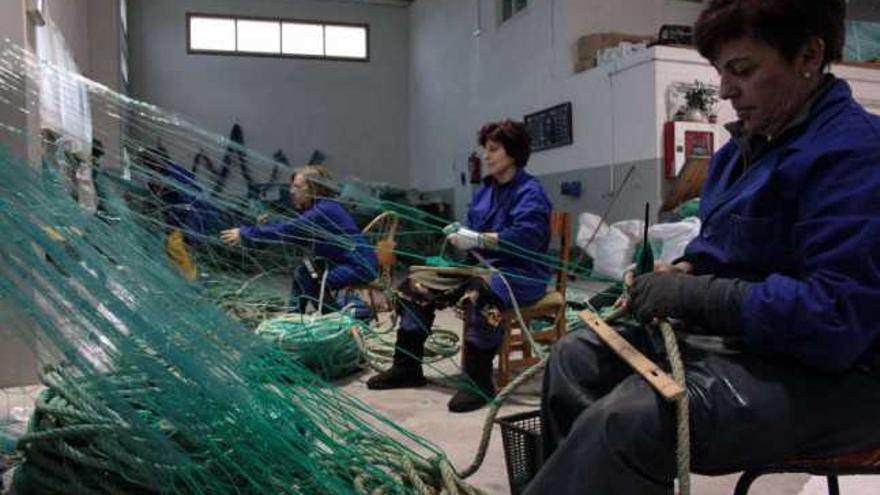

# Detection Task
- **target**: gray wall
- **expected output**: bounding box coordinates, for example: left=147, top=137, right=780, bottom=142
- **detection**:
left=0, top=0, right=121, bottom=388
left=38, top=0, right=123, bottom=90
left=408, top=0, right=674, bottom=220
left=0, top=0, right=28, bottom=159
left=127, top=0, right=411, bottom=186
left=849, top=0, right=880, bottom=22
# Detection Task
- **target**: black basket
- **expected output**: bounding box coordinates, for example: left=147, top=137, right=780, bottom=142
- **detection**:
left=496, top=410, right=544, bottom=495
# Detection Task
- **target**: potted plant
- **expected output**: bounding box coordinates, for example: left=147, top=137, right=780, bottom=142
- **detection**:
left=683, top=80, right=718, bottom=122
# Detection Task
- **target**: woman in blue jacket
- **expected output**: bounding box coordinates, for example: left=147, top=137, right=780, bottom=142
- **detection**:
left=367, top=120, right=552, bottom=413
left=220, top=165, right=377, bottom=314
left=527, top=1, right=880, bottom=494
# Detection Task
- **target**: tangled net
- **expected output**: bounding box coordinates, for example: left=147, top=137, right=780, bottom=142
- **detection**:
left=0, top=34, right=614, bottom=494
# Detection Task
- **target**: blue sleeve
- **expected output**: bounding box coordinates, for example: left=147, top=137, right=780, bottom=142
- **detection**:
left=497, top=183, right=551, bottom=252
left=467, top=186, right=488, bottom=228
left=239, top=207, right=322, bottom=245
left=165, top=164, right=200, bottom=193
left=741, top=148, right=880, bottom=372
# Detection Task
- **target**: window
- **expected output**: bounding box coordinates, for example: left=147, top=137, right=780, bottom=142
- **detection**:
left=282, top=23, right=323, bottom=56
left=187, top=14, right=369, bottom=61
left=325, top=25, right=367, bottom=58
left=500, top=0, right=528, bottom=23
left=189, top=17, right=236, bottom=52
left=236, top=20, right=280, bottom=53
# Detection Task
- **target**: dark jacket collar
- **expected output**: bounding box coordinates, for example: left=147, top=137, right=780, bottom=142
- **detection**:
left=482, top=167, right=528, bottom=188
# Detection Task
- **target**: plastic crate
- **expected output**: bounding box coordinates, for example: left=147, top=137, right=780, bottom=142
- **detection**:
left=496, top=410, right=544, bottom=495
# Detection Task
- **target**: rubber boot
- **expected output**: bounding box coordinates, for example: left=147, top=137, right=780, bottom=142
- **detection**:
left=366, top=329, right=428, bottom=390
left=448, top=344, right=497, bottom=413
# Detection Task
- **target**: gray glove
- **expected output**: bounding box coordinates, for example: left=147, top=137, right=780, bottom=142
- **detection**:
left=629, top=272, right=754, bottom=335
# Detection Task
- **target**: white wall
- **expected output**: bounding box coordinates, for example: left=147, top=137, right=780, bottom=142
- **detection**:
left=43, top=0, right=90, bottom=71
left=0, top=0, right=28, bottom=159
left=837, top=64, right=880, bottom=114
left=128, top=0, right=411, bottom=186
left=408, top=0, right=880, bottom=202
left=0, top=0, right=37, bottom=389
left=408, top=0, right=718, bottom=192
left=563, top=0, right=703, bottom=60
left=0, top=0, right=122, bottom=388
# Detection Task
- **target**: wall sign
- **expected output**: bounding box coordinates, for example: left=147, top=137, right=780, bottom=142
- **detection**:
left=524, top=102, right=573, bottom=152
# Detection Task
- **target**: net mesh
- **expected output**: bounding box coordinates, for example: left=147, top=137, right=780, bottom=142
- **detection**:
left=0, top=36, right=606, bottom=494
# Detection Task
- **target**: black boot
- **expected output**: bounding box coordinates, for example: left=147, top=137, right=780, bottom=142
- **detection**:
left=448, top=345, right=497, bottom=413
left=366, top=330, right=428, bottom=390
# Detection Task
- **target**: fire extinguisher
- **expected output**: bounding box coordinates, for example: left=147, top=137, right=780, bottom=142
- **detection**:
left=468, top=152, right=482, bottom=184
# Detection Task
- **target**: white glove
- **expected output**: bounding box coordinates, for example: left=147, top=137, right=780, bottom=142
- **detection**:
left=445, top=224, right=484, bottom=251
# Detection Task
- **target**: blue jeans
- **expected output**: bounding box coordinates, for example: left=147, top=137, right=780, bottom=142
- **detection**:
left=290, top=263, right=373, bottom=318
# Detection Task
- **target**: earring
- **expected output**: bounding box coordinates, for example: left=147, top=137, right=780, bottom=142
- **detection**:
left=803, top=72, right=812, bottom=79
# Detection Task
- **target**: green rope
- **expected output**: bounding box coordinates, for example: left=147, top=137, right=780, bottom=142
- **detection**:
left=353, top=322, right=461, bottom=373
left=660, top=321, right=691, bottom=495
left=255, top=313, right=364, bottom=379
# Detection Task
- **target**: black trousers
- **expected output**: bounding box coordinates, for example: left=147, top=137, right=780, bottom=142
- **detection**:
left=524, top=326, right=880, bottom=495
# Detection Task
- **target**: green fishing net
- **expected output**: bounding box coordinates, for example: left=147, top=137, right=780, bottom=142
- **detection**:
left=0, top=145, right=485, bottom=494
left=0, top=37, right=614, bottom=494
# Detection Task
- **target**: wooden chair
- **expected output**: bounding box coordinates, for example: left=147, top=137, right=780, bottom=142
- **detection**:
left=342, top=211, right=399, bottom=321
left=495, top=211, right=572, bottom=387
left=733, top=449, right=880, bottom=495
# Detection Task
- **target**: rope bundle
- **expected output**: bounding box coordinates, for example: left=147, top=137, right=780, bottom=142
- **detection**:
left=255, top=313, right=364, bottom=379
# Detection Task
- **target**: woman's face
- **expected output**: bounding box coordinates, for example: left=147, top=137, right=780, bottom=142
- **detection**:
left=290, top=174, right=312, bottom=209
left=483, top=139, right=516, bottom=179
left=714, top=36, right=823, bottom=136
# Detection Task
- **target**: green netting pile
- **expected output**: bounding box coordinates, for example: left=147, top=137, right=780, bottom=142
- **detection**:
left=256, top=313, right=364, bottom=379
left=0, top=36, right=611, bottom=374
left=0, top=36, right=619, bottom=494
left=0, top=146, right=481, bottom=495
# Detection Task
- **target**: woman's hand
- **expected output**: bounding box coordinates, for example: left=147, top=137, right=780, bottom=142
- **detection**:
left=658, top=261, right=693, bottom=275
left=625, top=260, right=693, bottom=287
left=628, top=272, right=691, bottom=324
left=220, top=228, right=241, bottom=245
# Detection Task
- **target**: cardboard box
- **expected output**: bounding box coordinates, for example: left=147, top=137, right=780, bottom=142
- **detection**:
left=575, top=32, right=655, bottom=72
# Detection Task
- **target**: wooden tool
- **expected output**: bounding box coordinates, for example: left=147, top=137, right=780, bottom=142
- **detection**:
left=579, top=310, right=685, bottom=401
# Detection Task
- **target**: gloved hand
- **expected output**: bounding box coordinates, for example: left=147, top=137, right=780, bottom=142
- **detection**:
left=444, top=223, right=485, bottom=251
left=628, top=272, right=753, bottom=335
left=628, top=272, right=688, bottom=323
left=442, top=222, right=461, bottom=236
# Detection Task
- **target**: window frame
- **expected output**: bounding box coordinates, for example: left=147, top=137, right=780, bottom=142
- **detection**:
left=186, top=12, right=370, bottom=63
left=499, top=0, right=528, bottom=24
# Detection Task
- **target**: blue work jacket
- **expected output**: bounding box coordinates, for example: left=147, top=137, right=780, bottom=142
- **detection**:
left=468, top=168, right=552, bottom=307
left=155, top=163, right=220, bottom=240
left=240, top=198, right=377, bottom=289
left=683, top=79, right=880, bottom=372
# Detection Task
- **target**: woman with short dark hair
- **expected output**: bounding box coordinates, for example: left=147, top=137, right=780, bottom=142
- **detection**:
left=367, top=119, right=553, bottom=413
left=221, top=165, right=378, bottom=314
left=526, top=1, right=880, bottom=493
